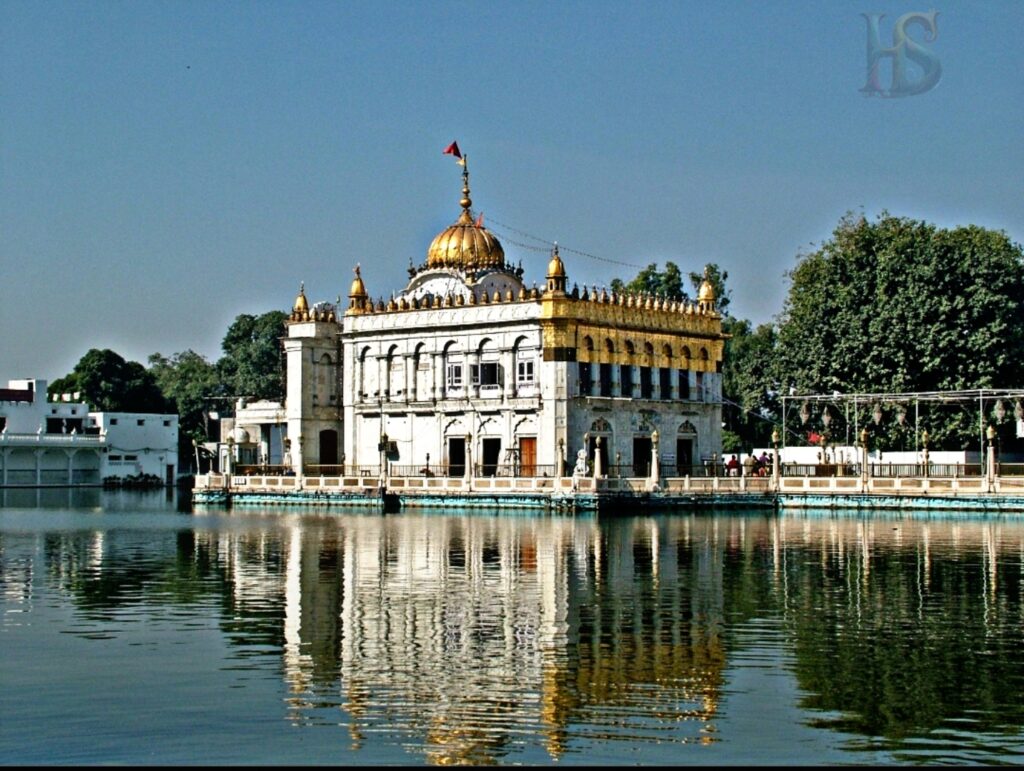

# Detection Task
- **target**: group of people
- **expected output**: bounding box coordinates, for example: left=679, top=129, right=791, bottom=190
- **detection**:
left=725, top=451, right=773, bottom=477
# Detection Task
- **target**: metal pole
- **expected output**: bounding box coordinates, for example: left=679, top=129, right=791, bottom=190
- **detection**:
left=914, top=399, right=919, bottom=454
left=781, top=395, right=787, bottom=450
left=979, top=390, right=984, bottom=456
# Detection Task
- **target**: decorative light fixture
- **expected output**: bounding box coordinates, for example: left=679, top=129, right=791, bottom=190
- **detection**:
left=896, top=405, right=907, bottom=425
left=994, top=399, right=1006, bottom=421
left=821, top=407, right=832, bottom=427
left=872, top=403, right=883, bottom=425
left=799, top=402, right=810, bottom=425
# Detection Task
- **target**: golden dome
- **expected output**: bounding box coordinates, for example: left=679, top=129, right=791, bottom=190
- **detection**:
left=697, top=274, right=716, bottom=303
left=293, top=282, right=309, bottom=314
left=426, top=165, right=504, bottom=270
left=547, top=247, right=566, bottom=278
left=349, top=264, right=367, bottom=299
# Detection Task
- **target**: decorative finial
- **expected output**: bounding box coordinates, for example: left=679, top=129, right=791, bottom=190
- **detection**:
left=460, top=155, right=472, bottom=213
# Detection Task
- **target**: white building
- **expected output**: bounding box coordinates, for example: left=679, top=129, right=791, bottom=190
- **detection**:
left=0, top=378, right=179, bottom=486
left=218, top=398, right=288, bottom=471
left=279, top=162, right=726, bottom=480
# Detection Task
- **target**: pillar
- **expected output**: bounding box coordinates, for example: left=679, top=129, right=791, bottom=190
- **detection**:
left=648, top=430, right=660, bottom=490
left=593, top=436, right=603, bottom=479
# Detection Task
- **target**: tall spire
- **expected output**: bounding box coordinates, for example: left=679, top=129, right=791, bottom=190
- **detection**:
left=458, top=155, right=472, bottom=223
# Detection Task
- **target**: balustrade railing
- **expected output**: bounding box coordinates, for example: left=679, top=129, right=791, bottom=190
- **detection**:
left=303, top=464, right=380, bottom=477
left=224, top=459, right=1021, bottom=482
left=471, top=464, right=558, bottom=478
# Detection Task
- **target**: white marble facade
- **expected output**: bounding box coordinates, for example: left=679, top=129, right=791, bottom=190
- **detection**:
left=282, top=167, right=724, bottom=478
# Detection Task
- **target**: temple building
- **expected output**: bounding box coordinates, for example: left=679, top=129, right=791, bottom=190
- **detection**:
left=282, top=161, right=725, bottom=480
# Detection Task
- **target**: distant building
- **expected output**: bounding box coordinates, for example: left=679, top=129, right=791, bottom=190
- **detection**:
left=218, top=398, right=287, bottom=471
left=0, top=378, right=179, bottom=486
left=278, top=161, right=725, bottom=479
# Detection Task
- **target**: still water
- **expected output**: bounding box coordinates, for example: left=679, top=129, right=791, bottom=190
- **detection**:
left=2, top=489, right=1024, bottom=765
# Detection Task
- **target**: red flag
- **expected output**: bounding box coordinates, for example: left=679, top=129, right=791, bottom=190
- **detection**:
left=443, top=141, right=462, bottom=159
left=475, top=212, right=484, bottom=227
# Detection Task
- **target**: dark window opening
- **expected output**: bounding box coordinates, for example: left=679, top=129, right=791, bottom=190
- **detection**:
left=620, top=365, right=633, bottom=397
left=578, top=362, right=593, bottom=395
left=599, top=364, right=613, bottom=397
left=659, top=368, right=672, bottom=399
left=678, top=370, right=690, bottom=400
left=470, top=362, right=501, bottom=386
left=639, top=367, right=653, bottom=399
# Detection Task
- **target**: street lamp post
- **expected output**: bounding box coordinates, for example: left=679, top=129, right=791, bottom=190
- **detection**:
left=986, top=424, right=997, bottom=488
left=771, top=427, right=780, bottom=489
left=859, top=427, right=869, bottom=483
left=921, top=429, right=930, bottom=478
left=649, top=429, right=660, bottom=490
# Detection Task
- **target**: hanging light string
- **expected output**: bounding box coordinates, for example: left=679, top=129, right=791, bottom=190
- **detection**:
left=483, top=214, right=647, bottom=269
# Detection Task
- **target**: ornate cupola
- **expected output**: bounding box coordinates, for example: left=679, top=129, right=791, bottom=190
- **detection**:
left=425, top=159, right=505, bottom=272
left=697, top=267, right=717, bottom=314
left=347, top=264, right=369, bottom=314
left=545, top=243, right=567, bottom=295
left=291, top=282, right=309, bottom=320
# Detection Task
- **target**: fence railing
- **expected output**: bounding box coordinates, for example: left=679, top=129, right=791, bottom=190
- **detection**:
left=302, top=464, right=381, bottom=477
left=222, top=460, right=1021, bottom=481
left=471, top=464, right=559, bottom=479
left=235, top=464, right=293, bottom=476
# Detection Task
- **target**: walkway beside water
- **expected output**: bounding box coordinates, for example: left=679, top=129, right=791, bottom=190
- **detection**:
left=193, top=459, right=1024, bottom=514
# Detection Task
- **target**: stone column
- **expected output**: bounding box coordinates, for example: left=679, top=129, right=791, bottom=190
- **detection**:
left=986, top=425, right=997, bottom=490
left=557, top=438, right=565, bottom=478
left=505, top=349, right=517, bottom=400
left=404, top=355, right=413, bottom=403
left=465, top=434, right=473, bottom=482
left=593, top=436, right=603, bottom=479
left=648, top=430, right=660, bottom=490
left=432, top=353, right=442, bottom=401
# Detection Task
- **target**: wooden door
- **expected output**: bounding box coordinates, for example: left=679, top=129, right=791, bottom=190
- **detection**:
left=519, top=437, right=536, bottom=477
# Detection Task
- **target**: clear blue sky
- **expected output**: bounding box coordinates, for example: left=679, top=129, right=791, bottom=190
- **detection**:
left=2, top=1, right=1021, bottom=384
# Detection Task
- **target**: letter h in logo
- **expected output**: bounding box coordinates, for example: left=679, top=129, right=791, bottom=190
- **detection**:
left=861, top=11, right=942, bottom=97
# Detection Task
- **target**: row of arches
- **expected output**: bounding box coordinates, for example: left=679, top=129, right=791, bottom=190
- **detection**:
left=354, top=335, right=540, bottom=403
left=581, top=336, right=709, bottom=361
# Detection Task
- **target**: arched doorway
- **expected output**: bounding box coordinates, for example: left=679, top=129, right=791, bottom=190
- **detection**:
left=676, top=421, right=697, bottom=475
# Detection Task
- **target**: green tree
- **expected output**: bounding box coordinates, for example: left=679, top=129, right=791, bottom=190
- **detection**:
left=774, top=213, right=1024, bottom=450
left=148, top=350, right=223, bottom=443
left=217, top=311, right=288, bottom=402
left=721, top=318, right=779, bottom=451
left=610, top=261, right=687, bottom=300
left=48, top=349, right=170, bottom=413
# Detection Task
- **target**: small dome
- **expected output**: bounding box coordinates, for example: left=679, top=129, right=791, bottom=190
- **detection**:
left=293, top=283, right=309, bottom=314
left=349, top=265, right=368, bottom=299
left=547, top=249, right=566, bottom=278
left=697, top=276, right=716, bottom=303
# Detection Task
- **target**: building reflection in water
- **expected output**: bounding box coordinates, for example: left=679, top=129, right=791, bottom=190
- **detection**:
left=197, top=513, right=727, bottom=763
left=7, top=509, right=1024, bottom=763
